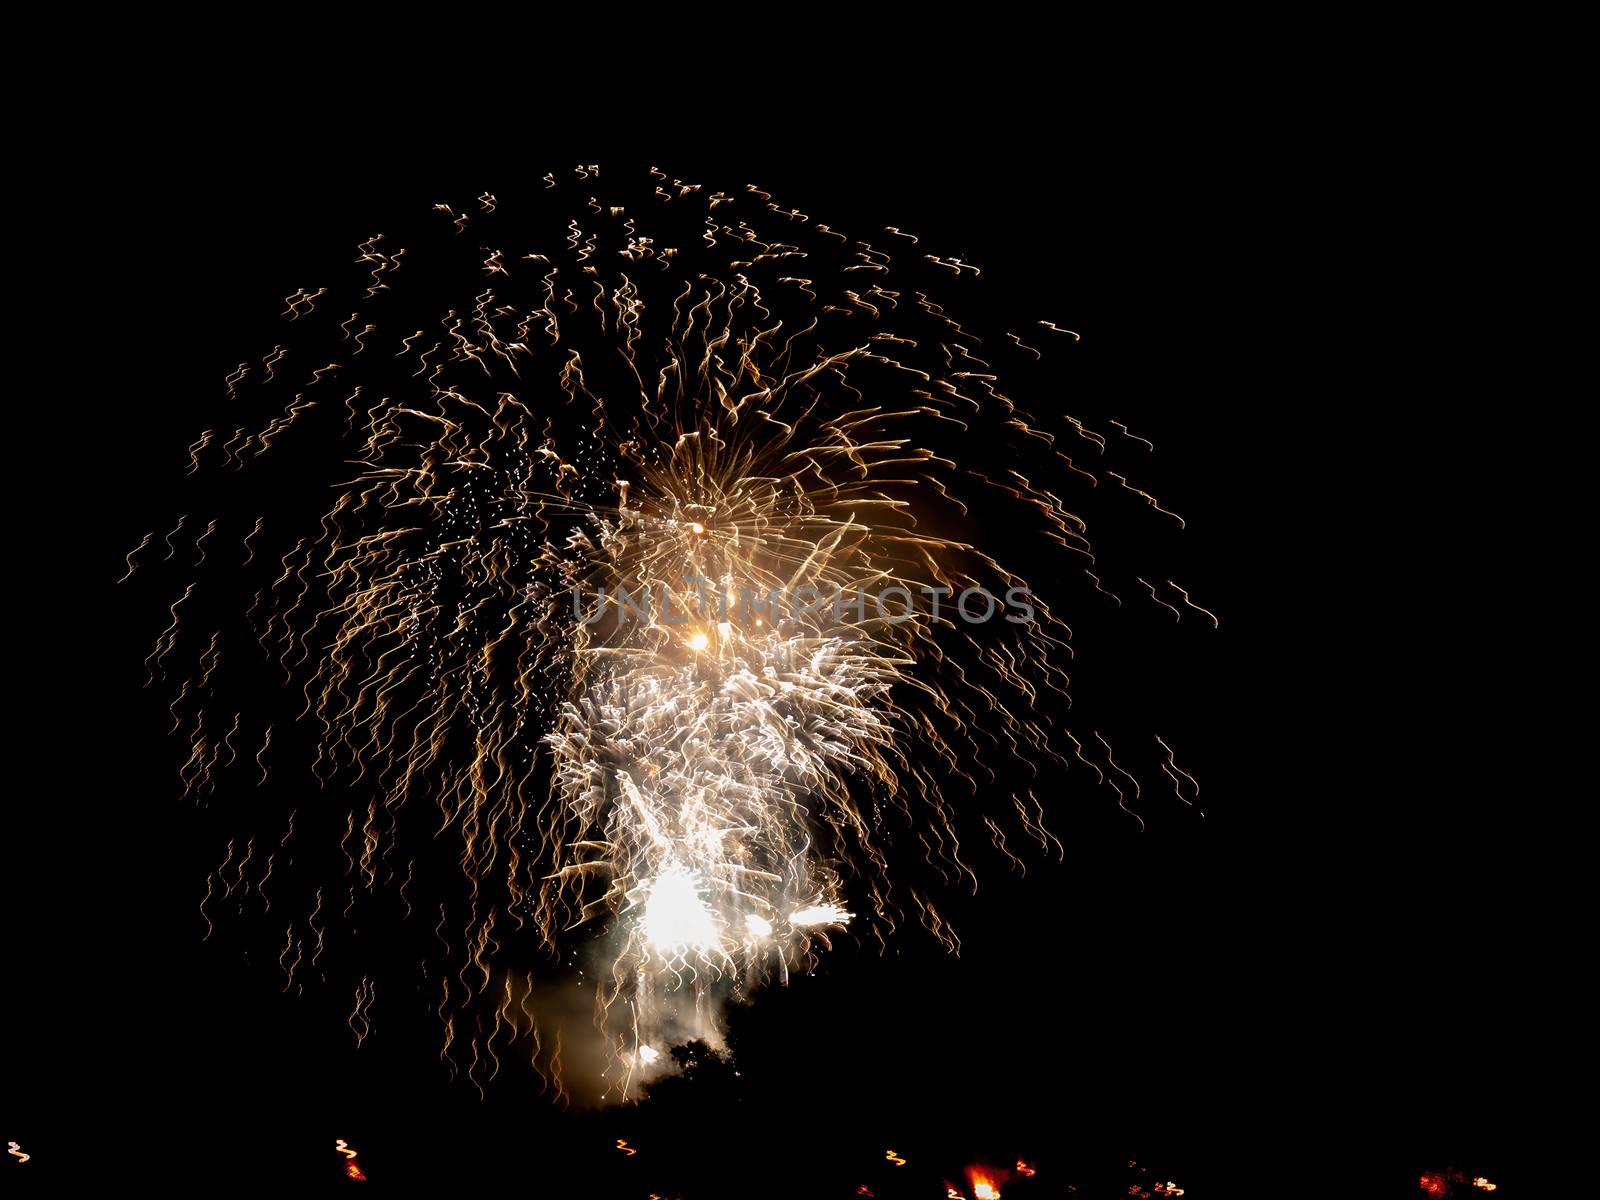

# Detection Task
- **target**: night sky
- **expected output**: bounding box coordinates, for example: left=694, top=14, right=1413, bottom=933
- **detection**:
left=10, top=139, right=1525, bottom=1195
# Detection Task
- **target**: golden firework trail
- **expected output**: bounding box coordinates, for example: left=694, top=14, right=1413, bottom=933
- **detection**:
left=130, top=164, right=1213, bottom=1100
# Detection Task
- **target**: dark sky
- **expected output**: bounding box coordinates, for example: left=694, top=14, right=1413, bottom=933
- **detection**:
left=11, top=139, right=1525, bottom=1194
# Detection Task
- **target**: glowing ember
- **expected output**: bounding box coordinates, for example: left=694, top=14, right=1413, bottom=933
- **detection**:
left=336, top=1140, right=366, bottom=1182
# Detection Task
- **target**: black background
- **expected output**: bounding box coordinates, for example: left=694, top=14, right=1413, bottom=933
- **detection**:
left=9, top=131, right=1526, bottom=1195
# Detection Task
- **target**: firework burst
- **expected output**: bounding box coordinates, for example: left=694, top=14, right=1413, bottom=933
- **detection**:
left=130, top=164, right=1213, bottom=1101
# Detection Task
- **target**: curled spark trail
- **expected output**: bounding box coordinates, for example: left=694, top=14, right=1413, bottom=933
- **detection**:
left=119, top=532, right=152, bottom=583
left=139, top=164, right=1218, bottom=1100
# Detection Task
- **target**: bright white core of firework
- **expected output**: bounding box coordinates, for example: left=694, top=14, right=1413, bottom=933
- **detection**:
left=641, top=865, right=719, bottom=952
